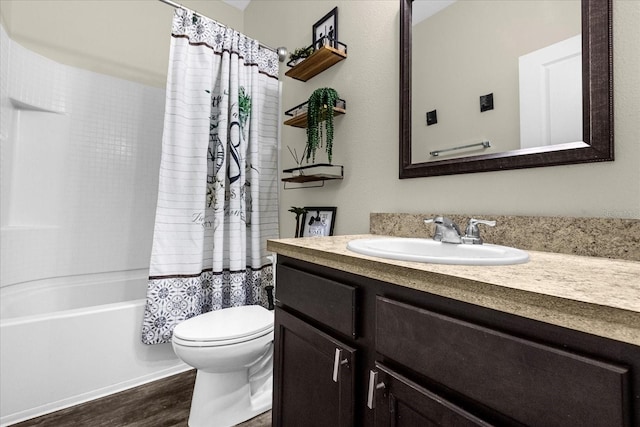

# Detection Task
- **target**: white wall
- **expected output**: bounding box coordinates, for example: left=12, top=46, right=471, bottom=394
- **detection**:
left=244, top=0, right=640, bottom=237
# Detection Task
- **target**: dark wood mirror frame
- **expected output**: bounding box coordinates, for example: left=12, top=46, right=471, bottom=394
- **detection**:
left=399, top=0, right=613, bottom=178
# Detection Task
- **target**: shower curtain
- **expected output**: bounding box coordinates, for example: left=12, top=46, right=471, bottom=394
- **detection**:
left=142, top=9, right=280, bottom=345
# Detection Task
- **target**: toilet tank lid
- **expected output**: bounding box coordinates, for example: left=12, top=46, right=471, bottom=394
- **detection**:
left=173, top=305, right=274, bottom=342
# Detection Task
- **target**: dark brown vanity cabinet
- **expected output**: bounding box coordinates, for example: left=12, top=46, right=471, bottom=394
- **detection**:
left=273, top=256, right=640, bottom=427
left=272, top=264, right=358, bottom=426
left=374, top=297, right=631, bottom=427
left=273, top=307, right=356, bottom=426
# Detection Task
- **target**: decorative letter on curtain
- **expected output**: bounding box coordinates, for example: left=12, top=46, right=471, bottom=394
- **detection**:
left=142, top=9, right=280, bottom=345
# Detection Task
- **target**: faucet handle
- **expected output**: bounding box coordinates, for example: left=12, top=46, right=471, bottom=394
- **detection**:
left=423, top=215, right=444, bottom=225
left=423, top=217, right=441, bottom=240
left=468, top=218, right=496, bottom=228
left=463, top=218, right=496, bottom=245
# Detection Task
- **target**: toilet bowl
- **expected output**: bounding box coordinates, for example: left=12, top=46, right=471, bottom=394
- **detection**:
left=172, top=305, right=274, bottom=427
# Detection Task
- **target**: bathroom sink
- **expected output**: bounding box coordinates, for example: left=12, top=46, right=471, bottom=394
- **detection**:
left=347, top=237, right=529, bottom=266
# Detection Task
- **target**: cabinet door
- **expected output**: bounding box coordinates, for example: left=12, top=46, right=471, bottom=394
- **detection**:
left=370, top=363, right=493, bottom=427
left=273, top=307, right=356, bottom=427
left=376, top=296, right=630, bottom=427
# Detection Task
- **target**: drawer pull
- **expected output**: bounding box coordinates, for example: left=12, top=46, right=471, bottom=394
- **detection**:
left=332, top=348, right=349, bottom=382
left=367, top=370, right=386, bottom=409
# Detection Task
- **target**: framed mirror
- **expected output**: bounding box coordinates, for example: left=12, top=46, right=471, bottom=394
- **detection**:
left=399, top=0, right=613, bottom=178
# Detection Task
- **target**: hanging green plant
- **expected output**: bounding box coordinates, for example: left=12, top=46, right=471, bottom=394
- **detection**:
left=306, top=87, right=339, bottom=164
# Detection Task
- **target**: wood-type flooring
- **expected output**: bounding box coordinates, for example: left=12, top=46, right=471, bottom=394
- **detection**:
left=12, top=370, right=272, bottom=427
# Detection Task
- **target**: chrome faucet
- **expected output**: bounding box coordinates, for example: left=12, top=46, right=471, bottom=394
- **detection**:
left=424, top=216, right=463, bottom=244
left=424, top=216, right=496, bottom=245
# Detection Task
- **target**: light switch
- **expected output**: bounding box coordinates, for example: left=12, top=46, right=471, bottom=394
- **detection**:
left=426, top=109, right=438, bottom=126
left=480, top=93, right=494, bottom=112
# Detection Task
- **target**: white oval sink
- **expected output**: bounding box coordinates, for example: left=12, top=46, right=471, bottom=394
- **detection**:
left=347, top=237, right=529, bottom=266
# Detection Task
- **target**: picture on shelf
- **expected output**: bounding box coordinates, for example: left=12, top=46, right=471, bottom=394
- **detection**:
left=313, top=7, right=338, bottom=50
left=300, top=207, right=337, bottom=237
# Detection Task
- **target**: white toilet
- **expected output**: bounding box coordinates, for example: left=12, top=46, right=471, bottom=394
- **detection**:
left=171, top=305, right=274, bottom=427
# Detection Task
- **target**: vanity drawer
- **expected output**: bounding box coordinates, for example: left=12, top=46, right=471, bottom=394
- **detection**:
left=276, top=264, right=356, bottom=338
left=375, top=296, right=630, bottom=427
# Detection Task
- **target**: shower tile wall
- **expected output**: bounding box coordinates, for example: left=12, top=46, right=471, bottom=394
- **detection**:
left=0, top=26, right=11, bottom=143
left=0, top=25, right=165, bottom=287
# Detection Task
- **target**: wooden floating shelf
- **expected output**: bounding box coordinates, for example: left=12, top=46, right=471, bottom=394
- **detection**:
left=283, top=106, right=346, bottom=128
left=281, top=163, right=344, bottom=189
left=285, top=45, right=347, bottom=82
left=282, top=173, right=343, bottom=184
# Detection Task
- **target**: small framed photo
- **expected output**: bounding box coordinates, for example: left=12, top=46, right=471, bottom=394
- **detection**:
left=301, top=207, right=337, bottom=237
left=313, top=7, right=338, bottom=50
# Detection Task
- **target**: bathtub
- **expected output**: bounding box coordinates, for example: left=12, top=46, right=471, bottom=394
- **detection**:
left=0, top=270, right=190, bottom=426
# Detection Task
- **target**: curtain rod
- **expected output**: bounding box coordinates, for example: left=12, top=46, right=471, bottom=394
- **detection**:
left=157, top=0, right=287, bottom=62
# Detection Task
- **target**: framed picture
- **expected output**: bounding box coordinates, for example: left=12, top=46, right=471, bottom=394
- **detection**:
left=312, top=7, right=338, bottom=50
left=301, top=207, right=337, bottom=237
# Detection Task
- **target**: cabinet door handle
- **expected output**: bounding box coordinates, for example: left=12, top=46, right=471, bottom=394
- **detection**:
left=367, top=370, right=386, bottom=409
left=332, top=348, right=348, bottom=382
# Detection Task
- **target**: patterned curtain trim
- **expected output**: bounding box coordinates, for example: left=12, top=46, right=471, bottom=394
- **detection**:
left=148, top=264, right=273, bottom=281
left=171, top=9, right=279, bottom=79
left=142, top=264, right=274, bottom=345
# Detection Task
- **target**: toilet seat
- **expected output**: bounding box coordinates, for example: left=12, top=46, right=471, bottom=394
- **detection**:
left=172, top=305, right=274, bottom=347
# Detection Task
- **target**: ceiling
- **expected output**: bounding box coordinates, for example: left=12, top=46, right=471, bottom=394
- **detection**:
left=224, top=0, right=457, bottom=21
left=413, top=0, right=457, bottom=25
left=223, top=0, right=456, bottom=24
left=222, top=0, right=251, bottom=11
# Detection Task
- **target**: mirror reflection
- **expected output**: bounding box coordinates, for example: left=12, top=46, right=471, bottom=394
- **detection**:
left=411, top=0, right=582, bottom=162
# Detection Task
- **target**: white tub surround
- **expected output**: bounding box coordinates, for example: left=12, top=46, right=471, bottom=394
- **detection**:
left=0, top=23, right=164, bottom=289
left=0, top=24, right=173, bottom=427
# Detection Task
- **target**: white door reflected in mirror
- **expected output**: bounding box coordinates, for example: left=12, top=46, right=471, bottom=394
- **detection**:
left=519, top=35, right=583, bottom=149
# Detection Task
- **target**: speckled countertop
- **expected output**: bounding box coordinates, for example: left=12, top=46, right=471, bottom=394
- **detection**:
left=267, top=235, right=640, bottom=346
